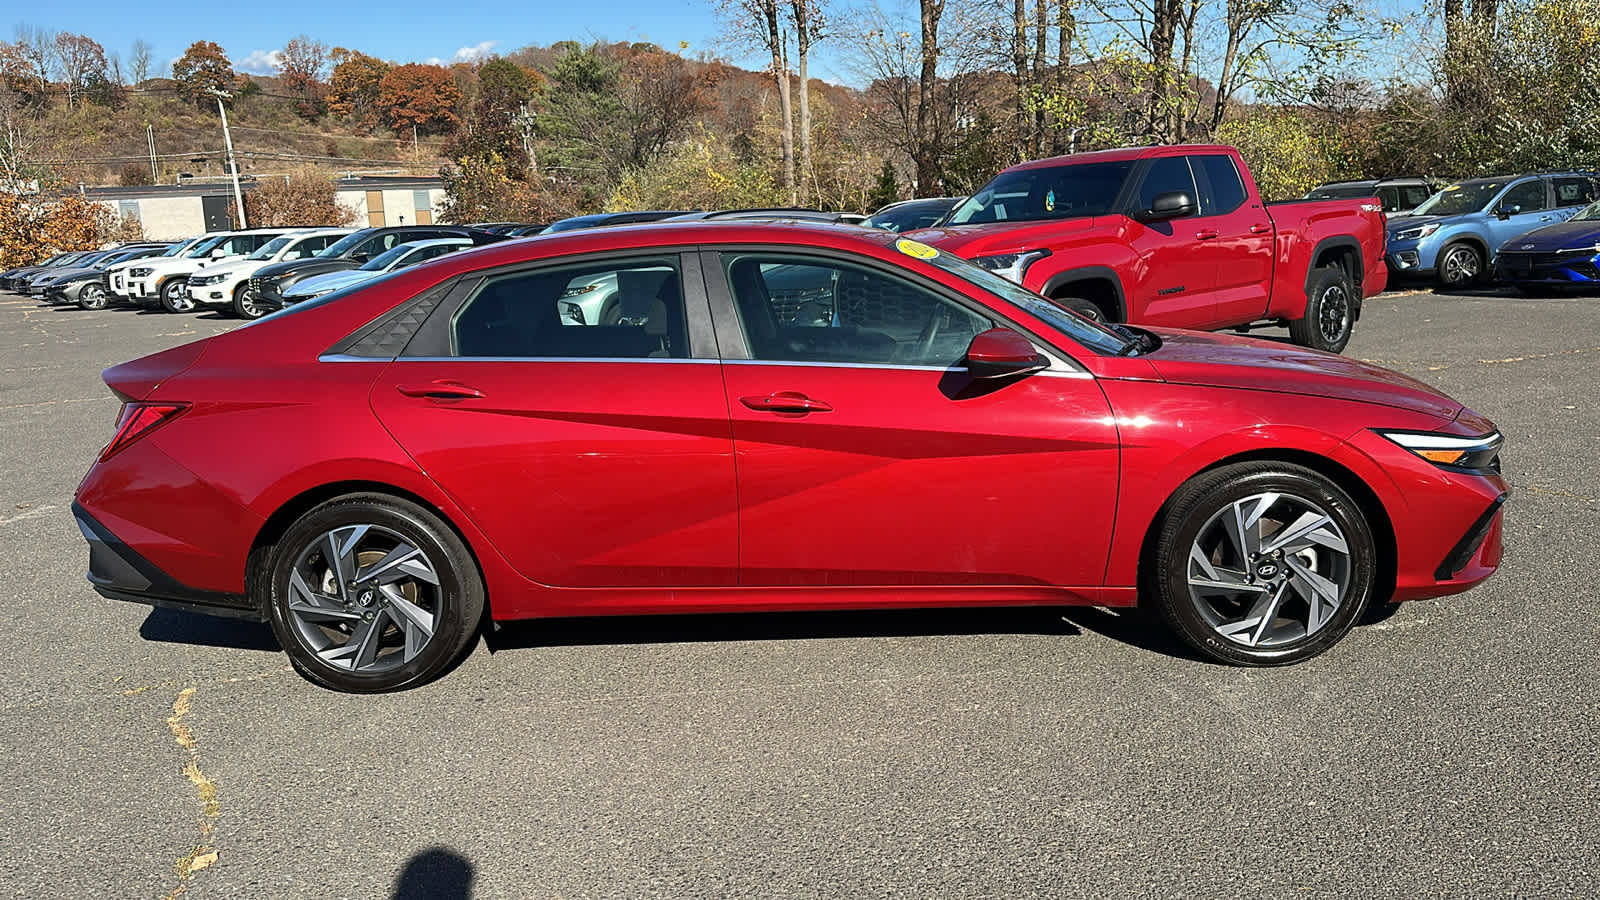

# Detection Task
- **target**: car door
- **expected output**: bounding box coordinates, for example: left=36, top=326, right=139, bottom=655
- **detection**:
left=1192, top=153, right=1274, bottom=327
left=705, top=249, right=1120, bottom=590
left=1486, top=178, right=1556, bottom=253
left=1122, top=155, right=1217, bottom=328
left=369, top=251, right=739, bottom=589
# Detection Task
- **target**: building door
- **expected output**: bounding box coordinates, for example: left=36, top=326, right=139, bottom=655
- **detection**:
left=200, top=195, right=231, bottom=231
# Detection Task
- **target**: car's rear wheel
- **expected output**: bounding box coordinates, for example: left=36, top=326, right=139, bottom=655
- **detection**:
left=233, top=283, right=265, bottom=319
left=159, top=278, right=194, bottom=313
left=78, top=282, right=109, bottom=310
left=1288, top=266, right=1353, bottom=353
left=1149, top=462, right=1376, bottom=666
left=262, top=494, right=485, bottom=692
left=1437, top=243, right=1483, bottom=289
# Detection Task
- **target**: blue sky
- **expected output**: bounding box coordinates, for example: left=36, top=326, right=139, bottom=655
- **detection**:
left=13, top=2, right=813, bottom=80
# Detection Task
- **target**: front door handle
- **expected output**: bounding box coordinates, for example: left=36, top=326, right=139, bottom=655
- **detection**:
left=1195, top=229, right=1220, bottom=241
left=740, top=391, right=833, bottom=413
left=396, top=380, right=484, bottom=400
left=1248, top=223, right=1272, bottom=235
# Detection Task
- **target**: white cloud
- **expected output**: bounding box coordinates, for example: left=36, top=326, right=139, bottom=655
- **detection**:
left=238, top=49, right=284, bottom=75
left=425, top=41, right=498, bottom=66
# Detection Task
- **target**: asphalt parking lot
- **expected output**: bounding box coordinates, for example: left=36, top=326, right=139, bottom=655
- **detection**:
left=1, top=289, right=1596, bottom=899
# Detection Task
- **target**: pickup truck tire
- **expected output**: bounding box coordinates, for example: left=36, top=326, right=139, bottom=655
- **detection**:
left=1288, top=266, right=1353, bottom=353
left=1149, top=461, right=1376, bottom=667
left=1436, top=242, right=1483, bottom=289
left=1058, top=296, right=1108, bottom=323
left=159, top=278, right=195, bottom=313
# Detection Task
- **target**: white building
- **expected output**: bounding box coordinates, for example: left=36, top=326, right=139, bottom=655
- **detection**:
left=84, top=176, right=448, bottom=240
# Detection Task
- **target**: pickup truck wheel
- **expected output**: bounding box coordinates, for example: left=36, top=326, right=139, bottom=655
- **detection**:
left=1058, top=296, right=1108, bottom=323
left=159, top=278, right=194, bottom=313
left=1437, top=243, right=1483, bottom=289
left=1288, top=266, right=1353, bottom=353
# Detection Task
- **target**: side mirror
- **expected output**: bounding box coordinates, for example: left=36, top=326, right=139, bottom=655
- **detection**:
left=1496, top=203, right=1521, bottom=219
left=350, top=252, right=370, bottom=263
left=1138, top=191, right=1196, bottom=222
left=965, top=328, right=1048, bottom=379
left=210, top=247, right=227, bottom=258
left=284, top=251, right=301, bottom=260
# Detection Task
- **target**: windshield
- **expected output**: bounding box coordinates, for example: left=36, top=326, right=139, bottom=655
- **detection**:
left=185, top=235, right=227, bottom=258
left=159, top=240, right=191, bottom=257
left=1306, top=184, right=1375, bottom=200
left=321, top=230, right=375, bottom=257
left=914, top=245, right=1131, bottom=355
left=1413, top=181, right=1504, bottom=217
left=1570, top=199, right=1600, bottom=222
left=946, top=161, right=1135, bottom=226
left=360, top=244, right=414, bottom=271
left=249, top=236, right=294, bottom=260
left=865, top=202, right=956, bottom=233
left=542, top=217, right=602, bottom=234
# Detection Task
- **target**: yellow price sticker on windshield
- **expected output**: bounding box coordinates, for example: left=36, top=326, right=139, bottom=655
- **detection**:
left=896, top=238, right=940, bottom=260
left=1444, top=184, right=1460, bottom=191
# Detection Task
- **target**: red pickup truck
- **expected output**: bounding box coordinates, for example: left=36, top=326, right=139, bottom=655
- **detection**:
left=914, top=144, right=1388, bottom=353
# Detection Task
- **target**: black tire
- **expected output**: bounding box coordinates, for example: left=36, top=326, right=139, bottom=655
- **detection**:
left=159, top=277, right=194, bottom=313
left=261, top=493, right=486, bottom=693
left=78, top=282, right=110, bottom=310
left=1057, top=295, right=1108, bottom=322
left=1288, top=266, right=1354, bottom=353
left=232, top=283, right=266, bottom=319
left=1148, top=462, right=1377, bottom=666
left=1436, top=242, right=1483, bottom=290
left=598, top=297, right=621, bottom=325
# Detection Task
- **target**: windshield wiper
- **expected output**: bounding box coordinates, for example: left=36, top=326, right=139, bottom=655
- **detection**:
left=1110, top=323, right=1158, bottom=356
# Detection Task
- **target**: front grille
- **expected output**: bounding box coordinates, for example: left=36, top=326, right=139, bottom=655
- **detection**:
left=1497, top=250, right=1597, bottom=279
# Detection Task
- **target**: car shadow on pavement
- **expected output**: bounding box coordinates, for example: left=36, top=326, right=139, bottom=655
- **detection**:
left=392, top=846, right=473, bottom=900
left=1056, top=606, right=1212, bottom=664
left=486, top=605, right=1084, bottom=653
left=139, top=607, right=280, bottom=652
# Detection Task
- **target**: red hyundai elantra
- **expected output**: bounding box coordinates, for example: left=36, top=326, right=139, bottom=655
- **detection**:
left=74, top=223, right=1506, bottom=692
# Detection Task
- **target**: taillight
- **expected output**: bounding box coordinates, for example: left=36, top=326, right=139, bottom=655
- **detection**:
left=100, top=402, right=188, bottom=461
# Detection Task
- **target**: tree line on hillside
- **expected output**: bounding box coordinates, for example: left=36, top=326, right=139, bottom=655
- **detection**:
left=4, top=0, right=1600, bottom=256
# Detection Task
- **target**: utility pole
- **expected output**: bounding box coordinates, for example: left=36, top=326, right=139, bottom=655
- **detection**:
left=412, top=124, right=419, bottom=164
left=146, top=124, right=158, bottom=183
left=515, top=104, right=538, bottom=177
left=208, top=88, right=247, bottom=229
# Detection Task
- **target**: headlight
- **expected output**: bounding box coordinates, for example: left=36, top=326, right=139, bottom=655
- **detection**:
left=1378, top=429, right=1502, bottom=470
left=1393, top=223, right=1441, bottom=242
left=973, top=249, right=1050, bottom=284
left=561, top=283, right=601, bottom=298
left=130, top=267, right=153, bottom=278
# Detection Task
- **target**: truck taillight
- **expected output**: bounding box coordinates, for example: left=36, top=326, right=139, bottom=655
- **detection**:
left=100, top=402, right=188, bottom=461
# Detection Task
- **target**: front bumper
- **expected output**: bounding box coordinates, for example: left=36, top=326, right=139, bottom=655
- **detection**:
left=73, top=501, right=261, bottom=621
left=1494, top=250, right=1600, bottom=285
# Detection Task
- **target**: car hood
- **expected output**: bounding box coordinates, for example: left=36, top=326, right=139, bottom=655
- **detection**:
left=1498, top=219, right=1600, bottom=252
left=199, top=258, right=260, bottom=279
left=1138, top=329, right=1462, bottom=422
left=254, top=257, right=360, bottom=282
left=909, top=217, right=1099, bottom=256
left=41, top=266, right=103, bottom=282
left=1388, top=214, right=1451, bottom=237
left=287, top=269, right=374, bottom=296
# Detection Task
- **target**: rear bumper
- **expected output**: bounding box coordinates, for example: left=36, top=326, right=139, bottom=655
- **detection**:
left=73, top=501, right=262, bottom=621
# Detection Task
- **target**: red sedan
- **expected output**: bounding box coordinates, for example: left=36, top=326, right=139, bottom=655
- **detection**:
left=74, top=223, right=1507, bottom=692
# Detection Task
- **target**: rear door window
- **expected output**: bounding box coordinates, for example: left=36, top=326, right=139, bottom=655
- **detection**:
left=1554, top=177, right=1597, bottom=207
left=1191, top=155, right=1247, bottom=214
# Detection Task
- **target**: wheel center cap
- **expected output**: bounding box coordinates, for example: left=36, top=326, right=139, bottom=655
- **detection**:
left=1255, top=561, right=1281, bottom=580
left=357, top=588, right=377, bottom=607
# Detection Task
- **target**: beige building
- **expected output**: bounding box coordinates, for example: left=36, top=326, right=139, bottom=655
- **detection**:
left=84, top=176, right=448, bottom=240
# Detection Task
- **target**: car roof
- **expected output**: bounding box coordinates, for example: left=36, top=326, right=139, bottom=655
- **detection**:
left=394, top=238, right=473, bottom=249
left=1006, top=143, right=1237, bottom=173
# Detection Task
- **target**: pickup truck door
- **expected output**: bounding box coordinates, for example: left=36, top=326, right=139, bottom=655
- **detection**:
left=1191, top=153, right=1274, bottom=328
left=1124, top=156, right=1216, bottom=328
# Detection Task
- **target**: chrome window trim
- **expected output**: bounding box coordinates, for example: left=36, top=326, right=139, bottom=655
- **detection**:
left=318, top=353, right=1095, bottom=379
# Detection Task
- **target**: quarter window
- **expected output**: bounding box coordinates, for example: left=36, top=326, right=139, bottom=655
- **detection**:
left=450, top=257, right=687, bottom=359
left=722, top=254, right=992, bottom=367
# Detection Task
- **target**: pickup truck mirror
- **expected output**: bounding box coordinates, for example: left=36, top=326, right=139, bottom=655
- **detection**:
left=1138, top=191, right=1196, bottom=222
left=1495, top=203, right=1521, bottom=219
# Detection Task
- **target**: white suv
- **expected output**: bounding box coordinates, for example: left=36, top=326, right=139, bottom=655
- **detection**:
left=107, top=234, right=212, bottom=300
left=125, top=229, right=295, bottom=312
left=184, top=229, right=354, bottom=319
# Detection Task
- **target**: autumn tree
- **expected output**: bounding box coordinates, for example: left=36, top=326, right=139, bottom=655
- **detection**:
left=437, top=151, right=562, bottom=222
left=377, top=63, right=461, bottom=135
left=327, top=48, right=391, bottom=128
left=279, top=35, right=329, bottom=118
left=172, top=41, right=236, bottom=107
left=451, top=58, right=540, bottom=174
left=53, top=33, right=106, bottom=108
left=230, top=167, right=359, bottom=227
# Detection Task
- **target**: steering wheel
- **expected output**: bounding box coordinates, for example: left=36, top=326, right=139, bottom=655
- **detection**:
left=913, top=308, right=943, bottom=360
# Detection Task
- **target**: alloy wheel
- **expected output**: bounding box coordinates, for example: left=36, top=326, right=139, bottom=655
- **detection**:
left=1185, top=491, right=1352, bottom=649
left=80, top=283, right=107, bottom=309
left=1441, top=246, right=1480, bottom=285
left=163, top=281, right=195, bottom=312
left=286, top=524, right=441, bottom=673
left=1318, top=282, right=1350, bottom=344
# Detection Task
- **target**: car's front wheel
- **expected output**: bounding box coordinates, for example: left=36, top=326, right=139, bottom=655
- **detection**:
left=78, top=282, right=110, bottom=310
left=159, top=278, right=194, bottom=313
left=1437, top=243, right=1483, bottom=289
left=1149, top=462, right=1377, bottom=666
left=261, top=494, right=486, bottom=692
left=233, top=283, right=266, bottom=319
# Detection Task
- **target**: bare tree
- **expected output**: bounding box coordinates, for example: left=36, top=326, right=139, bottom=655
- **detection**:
left=716, top=0, right=797, bottom=200
left=14, top=26, right=56, bottom=102
left=129, top=39, right=152, bottom=86
left=0, top=88, right=41, bottom=193
left=915, top=0, right=945, bottom=190
left=53, top=33, right=106, bottom=108
left=792, top=0, right=826, bottom=200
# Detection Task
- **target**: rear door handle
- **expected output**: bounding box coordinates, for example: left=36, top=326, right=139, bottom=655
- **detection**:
left=1195, top=229, right=1220, bottom=241
left=1248, top=223, right=1272, bottom=235
left=740, top=392, right=833, bottom=413
left=396, top=381, right=484, bottom=400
